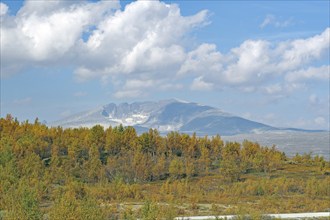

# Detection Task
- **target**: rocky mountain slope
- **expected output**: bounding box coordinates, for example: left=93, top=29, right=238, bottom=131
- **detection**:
left=51, top=99, right=282, bottom=135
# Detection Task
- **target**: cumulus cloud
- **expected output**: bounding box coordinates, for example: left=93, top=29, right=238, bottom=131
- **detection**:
left=1, top=0, right=210, bottom=98
left=222, top=40, right=272, bottom=85
left=185, top=28, right=329, bottom=94
left=1, top=0, right=119, bottom=76
left=279, top=29, right=330, bottom=70
left=76, top=0, right=207, bottom=83
left=178, top=43, right=223, bottom=77
left=1, top=0, right=329, bottom=98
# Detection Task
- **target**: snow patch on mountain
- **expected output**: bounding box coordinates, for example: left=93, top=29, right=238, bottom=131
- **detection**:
left=50, top=99, right=322, bottom=135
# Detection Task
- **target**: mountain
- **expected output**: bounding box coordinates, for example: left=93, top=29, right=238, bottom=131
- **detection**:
left=50, top=99, right=311, bottom=135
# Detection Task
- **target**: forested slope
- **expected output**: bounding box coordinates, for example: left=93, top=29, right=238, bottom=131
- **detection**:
left=0, top=115, right=329, bottom=219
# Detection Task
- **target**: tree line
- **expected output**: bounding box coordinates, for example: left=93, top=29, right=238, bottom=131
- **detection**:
left=0, top=115, right=290, bottom=183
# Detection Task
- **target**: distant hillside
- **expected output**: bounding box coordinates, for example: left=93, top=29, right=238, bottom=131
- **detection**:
left=50, top=99, right=322, bottom=135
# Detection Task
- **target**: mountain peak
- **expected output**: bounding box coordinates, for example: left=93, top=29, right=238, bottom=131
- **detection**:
left=50, top=100, right=276, bottom=135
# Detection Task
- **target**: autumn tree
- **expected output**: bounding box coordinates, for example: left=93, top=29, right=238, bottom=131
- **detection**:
left=220, top=142, right=243, bottom=182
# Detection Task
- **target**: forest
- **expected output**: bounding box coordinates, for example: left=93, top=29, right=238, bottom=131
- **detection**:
left=0, top=114, right=329, bottom=219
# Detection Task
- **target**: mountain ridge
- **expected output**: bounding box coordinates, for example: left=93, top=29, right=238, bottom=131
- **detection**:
left=50, top=99, right=324, bottom=135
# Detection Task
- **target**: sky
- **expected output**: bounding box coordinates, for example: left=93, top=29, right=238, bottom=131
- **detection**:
left=0, top=0, right=329, bottom=130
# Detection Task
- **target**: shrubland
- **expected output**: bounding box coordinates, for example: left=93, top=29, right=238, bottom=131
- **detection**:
left=0, top=115, right=329, bottom=219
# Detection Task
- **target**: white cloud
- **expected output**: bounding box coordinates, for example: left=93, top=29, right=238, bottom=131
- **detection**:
left=285, top=65, right=329, bottom=82
left=178, top=43, right=223, bottom=76
left=113, top=79, right=157, bottom=98
left=1, top=0, right=119, bottom=76
left=0, top=2, right=8, bottom=16
left=0, top=0, right=207, bottom=95
left=260, top=14, right=274, bottom=28
left=190, top=76, right=214, bottom=91
left=75, top=0, right=207, bottom=79
left=184, top=28, right=329, bottom=93
left=113, top=78, right=183, bottom=98
left=279, top=28, right=330, bottom=70
left=74, top=67, right=104, bottom=82
left=260, top=14, right=293, bottom=29
left=223, top=40, right=272, bottom=85
left=1, top=0, right=329, bottom=99
left=263, top=83, right=283, bottom=95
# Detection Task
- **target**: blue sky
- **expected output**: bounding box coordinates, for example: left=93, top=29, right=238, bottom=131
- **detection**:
left=1, top=0, right=329, bottom=130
